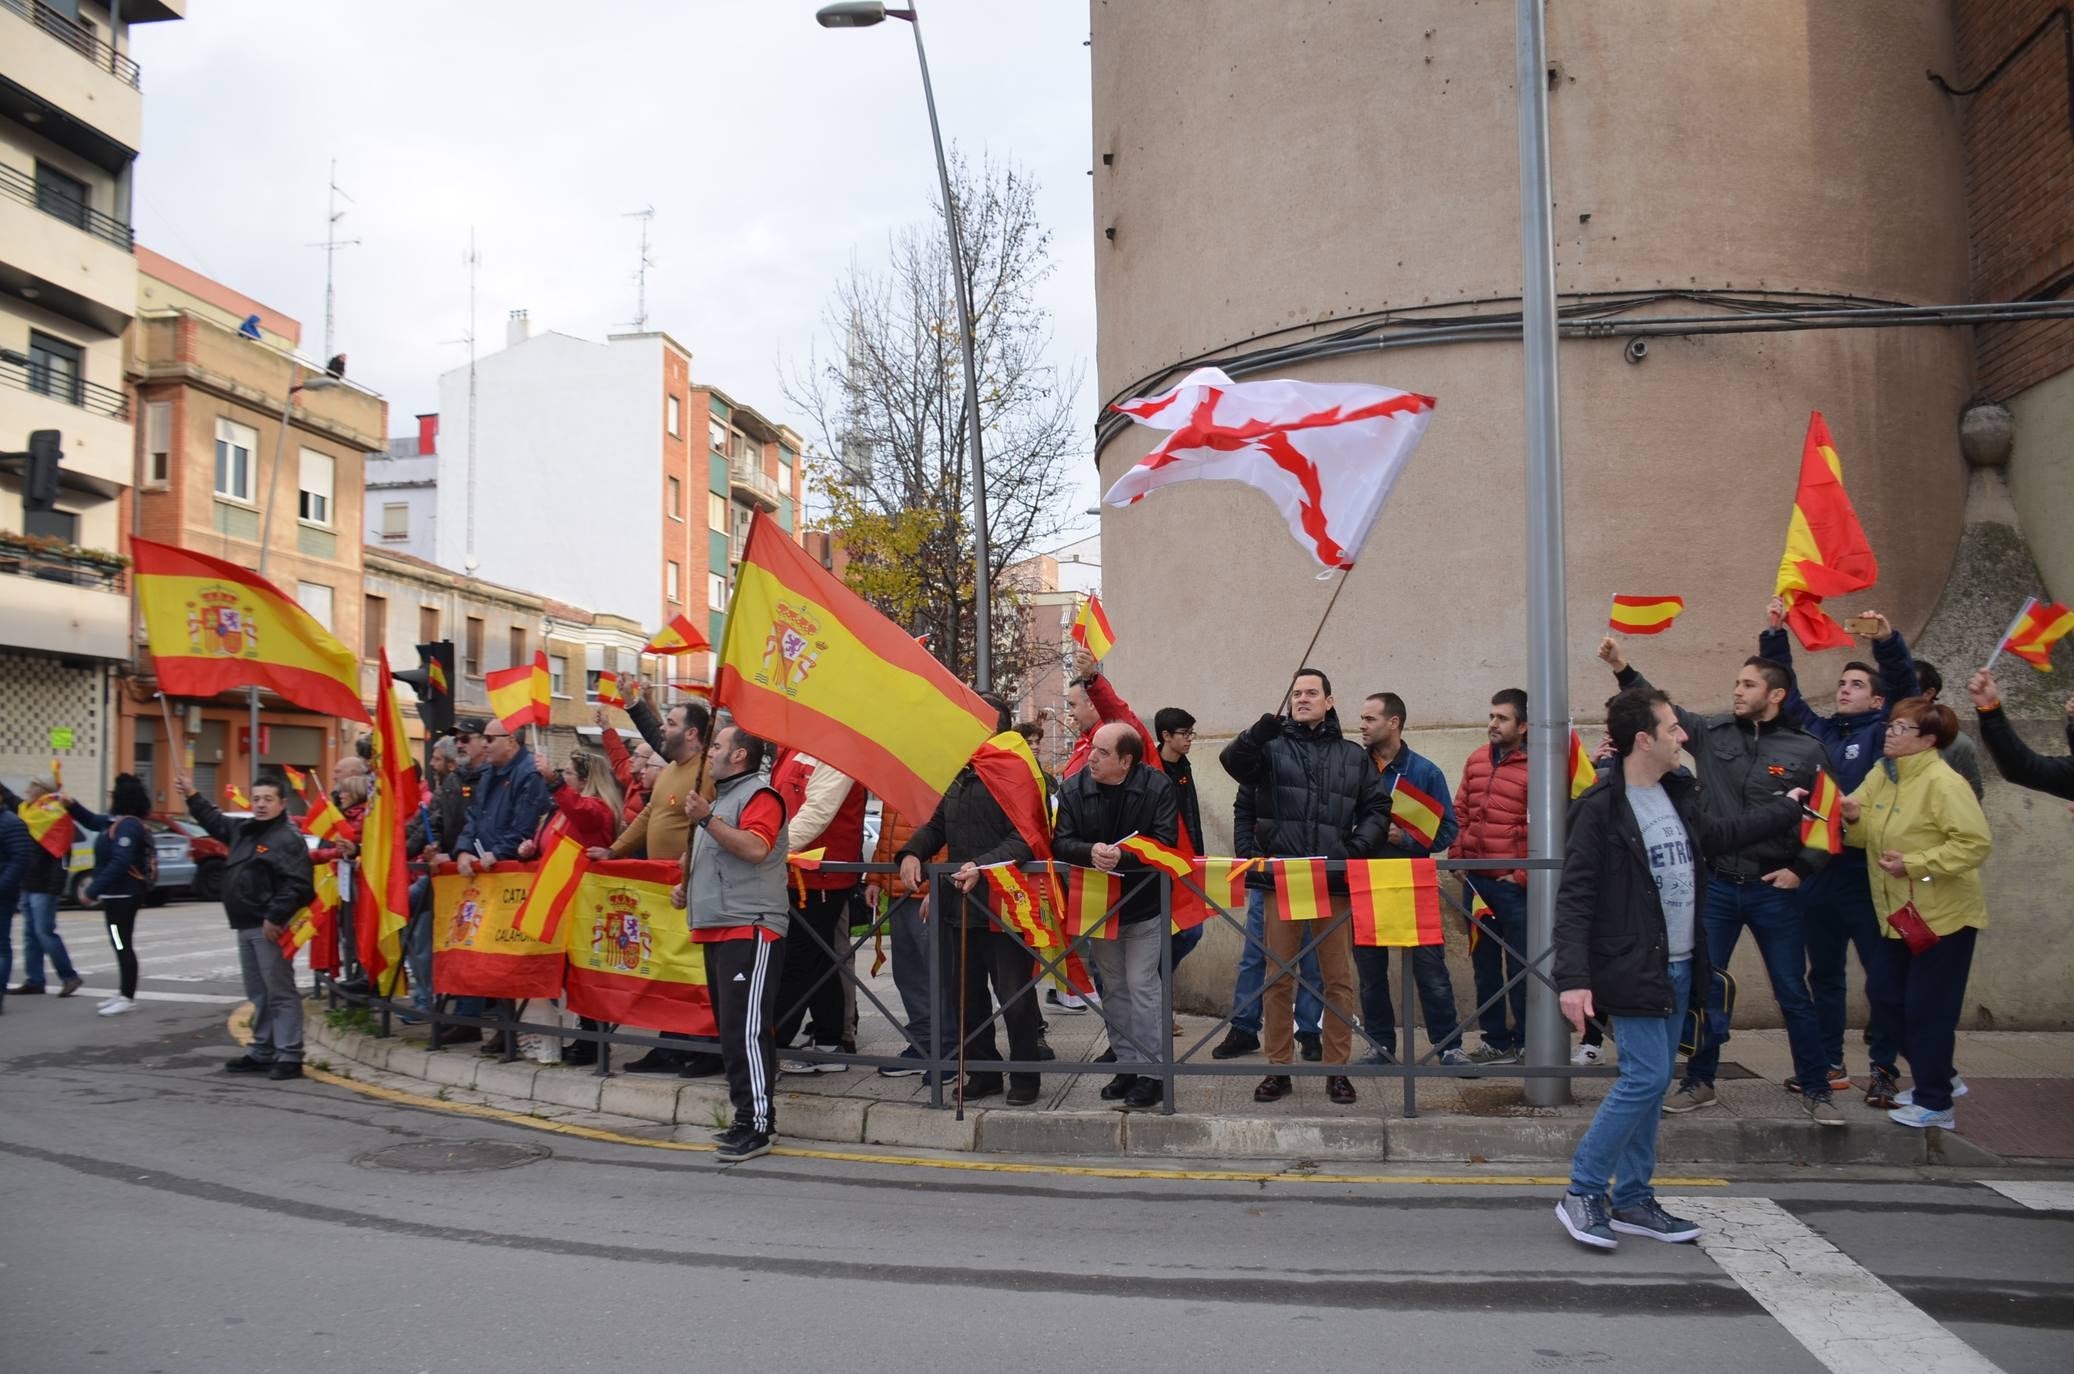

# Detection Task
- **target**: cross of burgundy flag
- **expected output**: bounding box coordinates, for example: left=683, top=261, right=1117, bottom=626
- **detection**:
left=1103, top=367, right=1437, bottom=570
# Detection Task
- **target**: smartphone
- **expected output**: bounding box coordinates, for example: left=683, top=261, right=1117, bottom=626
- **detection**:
left=1845, top=615, right=1883, bottom=637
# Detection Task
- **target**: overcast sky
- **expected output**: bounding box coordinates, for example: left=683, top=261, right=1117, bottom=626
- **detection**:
left=130, top=0, right=1100, bottom=542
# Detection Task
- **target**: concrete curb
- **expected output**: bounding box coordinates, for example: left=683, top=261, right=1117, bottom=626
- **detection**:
left=307, top=1018, right=2008, bottom=1168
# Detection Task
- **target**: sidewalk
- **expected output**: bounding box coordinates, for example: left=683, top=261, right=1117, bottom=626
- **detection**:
left=306, top=991, right=2074, bottom=1168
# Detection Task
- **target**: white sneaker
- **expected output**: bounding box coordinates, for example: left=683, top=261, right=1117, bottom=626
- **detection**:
left=97, top=995, right=120, bottom=1009
left=807, top=1044, right=849, bottom=1073
left=97, top=996, right=137, bottom=1016
left=1047, top=989, right=1089, bottom=1013
left=1893, top=1075, right=1968, bottom=1107
left=1570, top=1044, right=1604, bottom=1067
left=777, top=1057, right=818, bottom=1075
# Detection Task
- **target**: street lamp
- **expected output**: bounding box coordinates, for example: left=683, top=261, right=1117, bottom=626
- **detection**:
left=817, top=0, right=994, bottom=690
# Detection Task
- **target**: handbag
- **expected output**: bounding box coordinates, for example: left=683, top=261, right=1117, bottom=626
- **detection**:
left=1888, top=899, right=1940, bottom=955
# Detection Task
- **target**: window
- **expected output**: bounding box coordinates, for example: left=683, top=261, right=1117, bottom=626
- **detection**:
left=143, top=401, right=171, bottom=486
left=736, top=433, right=759, bottom=466
left=34, top=162, right=89, bottom=231
left=464, top=617, right=484, bottom=676
left=27, top=332, right=83, bottom=406
left=666, top=561, right=681, bottom=602
left=667, top=394, right=682, bottom=437
left=709, top=572, right=729, bottom=611
left=362, top=595, right=386, bottom=660
left=708, top=492, right=729, bottom=532
left=24, top=508, right=76, bottom=542
left=382, top=502, right=410, bottom=539
left=778, top=456, right=794, bottom=496
left=214, top=418, right=257, bottom=502
left=509, top=626, right=527, bottom=667
left=708, top=415, right=730, bottom=454
left=297, top=581, right=334, bottom=632
left=667, top=475, right=682, bottom=519
left=419, top=605, right=441, bottom=644
left=297, top=449, right=334, bottom=526
left=549, top=655, right=569, bottom=697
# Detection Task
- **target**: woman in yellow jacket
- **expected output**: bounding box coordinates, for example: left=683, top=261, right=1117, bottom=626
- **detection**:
left=1838, top=697, right=1991, bottom=1132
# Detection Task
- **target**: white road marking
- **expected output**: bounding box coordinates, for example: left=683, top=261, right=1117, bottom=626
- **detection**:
left=70, top=987, right=245, bottom=1005
left=1975, top=1180, right=2074, bottom=1212
left=1670, top=1195, right=2005, bottom=1374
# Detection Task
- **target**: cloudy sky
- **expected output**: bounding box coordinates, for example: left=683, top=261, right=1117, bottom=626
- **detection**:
left=129, top=0, right=1101, bottom=538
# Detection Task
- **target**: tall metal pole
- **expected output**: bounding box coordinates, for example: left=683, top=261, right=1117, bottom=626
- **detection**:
left=906, top=7, right=992, bottom=691
left=1516, top=0, right=1571, bottom=1106
left=249, top=361, right=306, bottom=792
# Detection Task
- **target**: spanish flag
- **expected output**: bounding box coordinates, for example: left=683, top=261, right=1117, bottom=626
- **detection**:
left=1608, top=595, right=1687, bottom=636
left=279, top=861, right=340, bottom=971
left=981, top=863, right=1056, bottom=952
left=282, top=763, right=309, bottom=795
left=1465, top=886, right=1494, bottom=952
left=1801, top=768, right=1843, bottom=856
left=1775, top=412, right=1879, bottom=652
left=226, top=783, right=251, bottom=810
left=19, top=794, right=74, bottom=860
left=1568, top=730, right=1597, bottom=800
left=131, top=537, right=369, bottom=723
left=561, top=859, right=715, bottom=1037
left=644, top=612, right=710, bottom=656
left=1119, top=833, right=1190, bottom=879
left=972, top=730, right=1055, bottom=864
left=1061, top=865, right=1122, bottom=940
left=1072, top=592, right=1117, bottom=660
left=2000, top=597, right=2074, bottom=672
left=1194, top=856, right=1261, bottom=912
left=1389, top=777, right=1447, bottom=849
left=301, top=792, right=348, bottom=842
left=427, top=659, right=449, bottom=694
left=595, top=670, right=630, bottom=709
left=510, top=836, right=588, bottom=944
left=1347, top=858, right=1445, bottom=947
left=432, top=860, right=565, bottom=999
left=1273, top=857, right=1330, bottom=922
left=357, top=651, right=416, bottom=993
left=716, top=512, right=998, bottom=823
left=485, top=650, right=549, bottom=731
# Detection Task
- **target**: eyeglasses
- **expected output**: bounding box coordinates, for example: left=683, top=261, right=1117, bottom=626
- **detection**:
left=1168, top=729, right=1196, bottom=739
left=1885, top=721, right=1919, bottom=736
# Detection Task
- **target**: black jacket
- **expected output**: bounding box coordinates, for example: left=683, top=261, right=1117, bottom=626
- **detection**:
left=898, top=766, right=1037, bottom=928
left=1051, top=763, right=1179, bottom=925
left=0, top=809, right=30, bottom=901
left=407, top=765, right=469, bottom=855
left=1554, top=768, right=1800, bottom=1018
left=1615, top=664, right=1829, bottom=879
left=1978, top=705, right=2074, bottom=800
left=1164, top=752, right=1204, bottom=854
left=1219, top=708, right=1390, bottom=892
left=188, top=795, right=316, bottom=931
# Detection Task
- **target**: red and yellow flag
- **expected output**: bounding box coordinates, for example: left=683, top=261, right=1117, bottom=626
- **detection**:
left=2001, top=597, right=2074, bottom=672
left=561, top=859, right=714, bottom=1036
left=430, top=860, right=565, bottom=999
left=1118, top=832, right=1190, bottom=879
left=1347, top=858, right=1444, bottom=947
left=131, top=537, right=370, bottom=723
left=1060, top=865, right=1123, bottom=940
left=1608, top=595, right=1687, bottom=636
left=301, top=792, right=347, bottom=842
left=19, top=794, right=73, bottom=860
left=1390, top=777, right=1447, bottom=849
left=1775, top=412, right=1878, bottom=651
left=357, top=650, right=416, bottom=993
left=1071, top=592, right=1117, bottom=660
left=1568, top=730, right=1597, bottom=800
left=1465, top=886, right=1494, bottom=952
left=595, top=670, right=630, bottom=709
left=1272, top=857, right=1330, bottom=922
left=485, top=651, right=549, bottom=731
left=427, top=659, right=449, bottom=694
left=282, top=763, right=308, bottom=794
left=226, top=783, right=251, bottom=810
left=1194, top=856, right=1261, bottom=912
left=644, top=612, right=711, bottom=656
left=716, top=512, right=998, bottom=823
left=510, top=836, right=588, bottom=945
left=980, top=863, right=1056, bottom=952
left=1801, top=768, right=1844, bottom=856
left=279, top=861, right=340, bottom=971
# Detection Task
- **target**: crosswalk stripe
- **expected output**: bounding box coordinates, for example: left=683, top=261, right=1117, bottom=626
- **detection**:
left=70, top=987, right=246, bottom=1005
left=1975, top=1180, right=2074, bottom=1212
left=1670, top=1196, right=2005, bottom=1373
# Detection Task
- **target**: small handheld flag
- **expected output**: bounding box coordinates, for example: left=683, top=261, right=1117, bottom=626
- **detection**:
left=1117, top=832, right=1190, bottom=878
left=1989, top=596, right=2074, bottom=673
left=1389, top=776, right=1447, bottom=850
left=1775, top=412, right=1878, bottom=651
left=19, top=794, right=74, bottom=860
left=1608, top=595, right=1687, bottom=636
left=484, top=650, right=550, bottom=731
left=427, top=659, right=449, bottom=694
left=1801, top=769, right=1844, bottom=856
left=1072, top=593, right=1117, bottom=660
left=644, top=612, right=711, bottom=656
left=595, top=670, right=629, bottom=709
left=227, top=783, right=251, bottom=809
left=1567, top=731, right=1596, bottom=800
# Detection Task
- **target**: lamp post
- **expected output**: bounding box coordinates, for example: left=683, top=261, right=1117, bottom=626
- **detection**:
left=817, top=0, right=992, bottom=690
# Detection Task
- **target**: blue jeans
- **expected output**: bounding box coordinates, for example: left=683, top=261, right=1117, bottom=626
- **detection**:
left=1800, top=862, right=1896, bottom=1073
left=0, top=891, right=14, bottom=992
left=1867, top=926, right=1977, bottom=1113
left=18, top=891, right=77, bottom=986
left=406, top=877, right=435, bottom=1010
left=1571, top=959, right=1691, bottom=1209
left=886, top=895, right=943, bottom=1055
left=1354, top=943, right=1463, bottom=1055
left=1229, top=888, right=1320, bottom=1036
left=1464, top=876, right=1528, bottom=1051
left=1683, top=877, right=1828, bottom=1092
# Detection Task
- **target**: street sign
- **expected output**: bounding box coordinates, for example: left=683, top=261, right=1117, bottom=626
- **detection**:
left=49, top=727, right=74, bottom=750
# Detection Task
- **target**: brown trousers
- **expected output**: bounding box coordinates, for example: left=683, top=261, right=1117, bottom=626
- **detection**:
left=1262, top=895, right=1359, bottom=1065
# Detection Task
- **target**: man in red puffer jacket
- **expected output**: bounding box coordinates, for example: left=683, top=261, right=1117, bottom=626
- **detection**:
left=1453, top=688, right=1532, bottom=1064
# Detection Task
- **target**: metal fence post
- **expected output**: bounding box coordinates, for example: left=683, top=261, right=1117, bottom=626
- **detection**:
left=1400, top=941, right=1419, bottom=1119
left=927, top=869, right=945, bottom=1110
left=1160, top=876, right=1176, bottom=1115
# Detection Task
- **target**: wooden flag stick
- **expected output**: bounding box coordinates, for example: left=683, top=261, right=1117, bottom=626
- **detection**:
left=1275, top=566, right=1354, bottom=716
left=1982, top=596, right=2037, bottom=674
left=156, top=692, right=184, bottom=805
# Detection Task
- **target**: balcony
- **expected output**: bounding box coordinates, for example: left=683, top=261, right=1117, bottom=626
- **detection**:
left=0, top=351, right=130, bottom=492
left=729, top=454, right=780, bottom=511
left=0, top=0, right=144, bottom=154
left=0, top=537, right=130, bottom=662
left=2, top=1, right=140, bottom=87
left=0, top=167, right=138, bottom=335
left=0, top=160, right=133, bottom=251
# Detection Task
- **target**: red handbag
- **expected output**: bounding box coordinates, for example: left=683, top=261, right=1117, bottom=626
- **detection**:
left=1888, top=900, right=1940, bottom=955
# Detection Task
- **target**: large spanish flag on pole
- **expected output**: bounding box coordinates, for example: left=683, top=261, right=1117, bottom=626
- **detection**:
left=717, top=512, right=998, bottom=823
left=358, top=650, right=415, bottom=993
left=131, top=537, right=369, bottom=722
left=1774, top=412, right=1878, bottom=652
left=562, top=860, right=716, bottom=1037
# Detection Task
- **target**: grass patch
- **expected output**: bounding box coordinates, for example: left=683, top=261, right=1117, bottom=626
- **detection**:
left=325, top=1006, right=377, bottom=1035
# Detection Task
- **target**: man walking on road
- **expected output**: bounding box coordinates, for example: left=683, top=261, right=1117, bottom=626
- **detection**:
left=181, top=773, right=317, bottom=1081
left=1555, top=688, right=1805, bottom=1249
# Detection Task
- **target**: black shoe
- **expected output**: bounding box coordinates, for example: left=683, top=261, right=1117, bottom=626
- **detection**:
left=10, top=982, right=45, bottom=995
left=479, top=1032, right=512, bottom=1056
left=336, top=975, right=371, bottom=995
left=561, top=1042, right=599, bottom=1068
left=1100, top=1072, right=1140, bottom=1101
left=711, top=1121, right=755, bottom=1148
left=1297, top=1032, right=1323, bottom=1063
left=1211, top=1029, right=1260, bottom=1060
left=268, top=1062, right=304, bottom=1081
left=623, top=1050, right=683, bottom=1074
left=961, top=1074, right=1004, bottom=1102
left=715, top=1129, right=773, bottom=1163
left=678, top=1053, right=725, bottom=1079
left=434, top=1025, right=483, bottom=1047
left=1253, top=1074, right=1293, bottom=1102
left=225, top=1055, right=270, bottom=1074
left=1005, top=1075, right=1041, bottom=1107
left=1327, top=1075, right=1357, bottom=1105
left=1094, top=1046, right=1117, bottom=1064
left=1036, top=1039, right=1057, bottom=1062
left=1121, top=1078, right=1163, bottom=1111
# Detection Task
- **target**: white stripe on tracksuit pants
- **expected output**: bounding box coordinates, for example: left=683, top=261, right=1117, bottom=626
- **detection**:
left=705, top=933, right=786, bottom=1135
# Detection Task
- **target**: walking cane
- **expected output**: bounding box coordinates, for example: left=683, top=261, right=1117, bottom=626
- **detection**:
left=955, top=875, right=971, bottom=1122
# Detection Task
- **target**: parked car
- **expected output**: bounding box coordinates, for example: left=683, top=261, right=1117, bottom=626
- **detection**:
left=164, top=816, right=227, bottom=900
left=64, top=819, right=196, bottom=907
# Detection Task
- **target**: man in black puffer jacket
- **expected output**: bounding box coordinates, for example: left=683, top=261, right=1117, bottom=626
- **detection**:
left=1219, top=668, right=1390, bottom=1104
left=184, top=772, right=317, bottom=1081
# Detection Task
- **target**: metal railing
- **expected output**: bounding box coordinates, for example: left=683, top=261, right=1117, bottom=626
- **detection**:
left=729, top=454, right=781, bottom=508
left=0, top=540, right=126, bottom=591
left=0, top=160, right=135, bottom=251
left=0, top=354, right=130, bottom=419
left=326, top=856, right=1613, bottom=1122
left=2, top=0, right=141, bottom=89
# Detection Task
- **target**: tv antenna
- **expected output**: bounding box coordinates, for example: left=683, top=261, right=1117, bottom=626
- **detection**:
left=306, top=159, right=361, bottom=361
left=442, top=231, right=482, bottom=575
left=623, top=206, right=655, bottom=331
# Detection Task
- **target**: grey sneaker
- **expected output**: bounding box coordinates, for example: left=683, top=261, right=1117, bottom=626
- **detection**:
left=1436, top=1046, right=1473, bottom=1068
left=1555, top=1191, right=1618, bottom=1250
left=1468, top=1042, right=1522, bottom=1066
left=1610, top=1200, right=1703, bottom=1243
left=1804, top=1093, right=1846, bottom=1128
left=1661, top=1081, right=1716, bottom=1114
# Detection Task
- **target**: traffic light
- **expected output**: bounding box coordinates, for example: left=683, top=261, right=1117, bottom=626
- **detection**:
left=392, top=640, right=455, bottom=737
left=23, top=430, right=60, bottom=512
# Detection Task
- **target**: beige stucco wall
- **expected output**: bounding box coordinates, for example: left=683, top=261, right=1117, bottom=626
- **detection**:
left=2005, top=367, right=2074, bottom=604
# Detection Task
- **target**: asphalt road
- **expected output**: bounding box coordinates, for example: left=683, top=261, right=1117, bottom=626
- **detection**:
left=3, top=904, right=2070, bottom=1374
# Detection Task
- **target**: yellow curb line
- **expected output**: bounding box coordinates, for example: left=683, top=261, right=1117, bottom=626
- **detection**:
left=244, top=1008, right=1731, bottom=1187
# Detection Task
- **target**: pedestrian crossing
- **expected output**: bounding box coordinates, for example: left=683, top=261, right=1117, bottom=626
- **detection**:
left=35, top=904, right=252, bottom=1004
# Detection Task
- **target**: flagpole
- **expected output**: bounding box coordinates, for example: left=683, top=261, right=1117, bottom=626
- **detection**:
left=1982, top=596, right=2036, bottom=674
left=156, top=692, right=183, bottom=809
left=1275, top=567, right=1354, bottom=713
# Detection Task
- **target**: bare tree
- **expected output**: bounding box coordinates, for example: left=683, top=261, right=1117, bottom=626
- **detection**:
left=787, top=149, right=1081, bottom=700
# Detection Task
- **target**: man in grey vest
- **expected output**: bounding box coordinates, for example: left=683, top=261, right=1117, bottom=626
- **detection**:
left=682, top=724, right=792, bottom=1163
